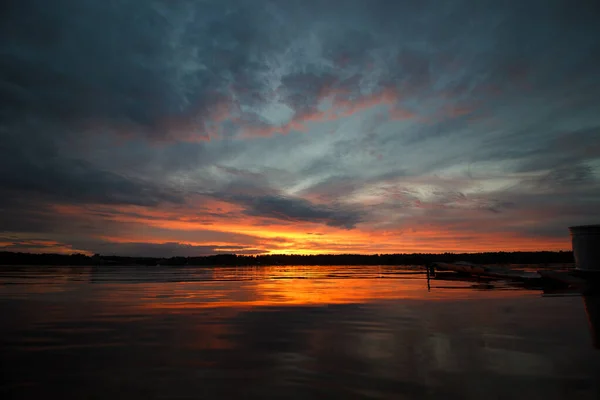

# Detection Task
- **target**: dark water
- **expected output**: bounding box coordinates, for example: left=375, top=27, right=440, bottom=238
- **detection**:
left=1, top=265, right=599, bottom=399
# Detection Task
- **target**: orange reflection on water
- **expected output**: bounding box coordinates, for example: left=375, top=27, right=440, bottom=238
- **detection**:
left=105, top=266, right=540, bottom=313
left=0, top=266, right=543, bottom=314
left=3, top=266, right=598, bottom=400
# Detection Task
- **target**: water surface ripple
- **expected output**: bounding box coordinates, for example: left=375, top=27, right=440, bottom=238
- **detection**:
left=1, top=265, right=599, bottom=399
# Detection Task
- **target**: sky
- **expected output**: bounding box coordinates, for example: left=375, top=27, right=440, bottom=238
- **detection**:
left=1, top=0, right=599, bottom=257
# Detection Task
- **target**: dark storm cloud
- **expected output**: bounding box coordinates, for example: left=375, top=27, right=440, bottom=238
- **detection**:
left=2, top=0, right=598, bottom=146
left=0, top=134, right=183, bottom=207
left=0, top=0, right=552, bottom=142
left=515, top=128, right=600, bottom=173
left=0, top=197, right=65, bottom=234
left=223, top=194, right=363, bottom=229
left=530, top=165, right=595, bottom=190
left=1, top=0, right=289, bottom=140
left=2, top=0, right=599, bottom=139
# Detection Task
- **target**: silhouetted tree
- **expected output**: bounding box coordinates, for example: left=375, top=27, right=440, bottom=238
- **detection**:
left=0, top=250, right=574, bottom=267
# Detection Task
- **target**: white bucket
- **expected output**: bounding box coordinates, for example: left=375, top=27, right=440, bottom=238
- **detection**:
left=570, top=225, right=600, bottom=272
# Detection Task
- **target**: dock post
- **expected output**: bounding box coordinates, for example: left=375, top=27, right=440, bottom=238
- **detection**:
left=428, top=263, right=435, bottom=278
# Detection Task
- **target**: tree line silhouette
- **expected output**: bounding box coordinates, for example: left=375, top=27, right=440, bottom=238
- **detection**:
left=0, top=251, right=574, bottom=266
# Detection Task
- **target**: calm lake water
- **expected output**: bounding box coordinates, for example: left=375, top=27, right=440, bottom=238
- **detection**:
left=1, top=265, right=599, bottom=399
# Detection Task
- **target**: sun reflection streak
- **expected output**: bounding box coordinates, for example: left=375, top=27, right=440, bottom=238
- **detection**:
left=32, top=266, right=540, bottom=314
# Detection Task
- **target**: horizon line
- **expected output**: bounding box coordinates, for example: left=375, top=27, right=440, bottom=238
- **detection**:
left=0, top=250, right=573, bottom=258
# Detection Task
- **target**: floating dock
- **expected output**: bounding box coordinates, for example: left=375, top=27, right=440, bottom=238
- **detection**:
left=427, top=261, right=599, bottom=292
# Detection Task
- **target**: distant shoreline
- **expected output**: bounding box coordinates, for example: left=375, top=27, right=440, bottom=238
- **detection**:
left=0, top=251, right=574, bottom=267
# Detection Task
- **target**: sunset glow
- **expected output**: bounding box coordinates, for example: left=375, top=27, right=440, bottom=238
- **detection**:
left=1, top=1, right=598, bottom=257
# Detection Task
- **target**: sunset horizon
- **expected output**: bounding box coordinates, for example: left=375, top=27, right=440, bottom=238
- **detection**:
left=2, top=1, right=598, bottom=258
left=4, top=3, right=600, bottom=398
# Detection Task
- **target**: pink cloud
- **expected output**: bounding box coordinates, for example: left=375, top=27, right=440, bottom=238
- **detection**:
left=239, top=87, right=414, bottom=139
left=389, top=107, right=417, bottom=120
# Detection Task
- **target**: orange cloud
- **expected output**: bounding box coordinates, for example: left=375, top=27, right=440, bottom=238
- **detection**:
left=0, top=237, right=92, bottom=255
left=50, top=198, right=572, bottom=255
